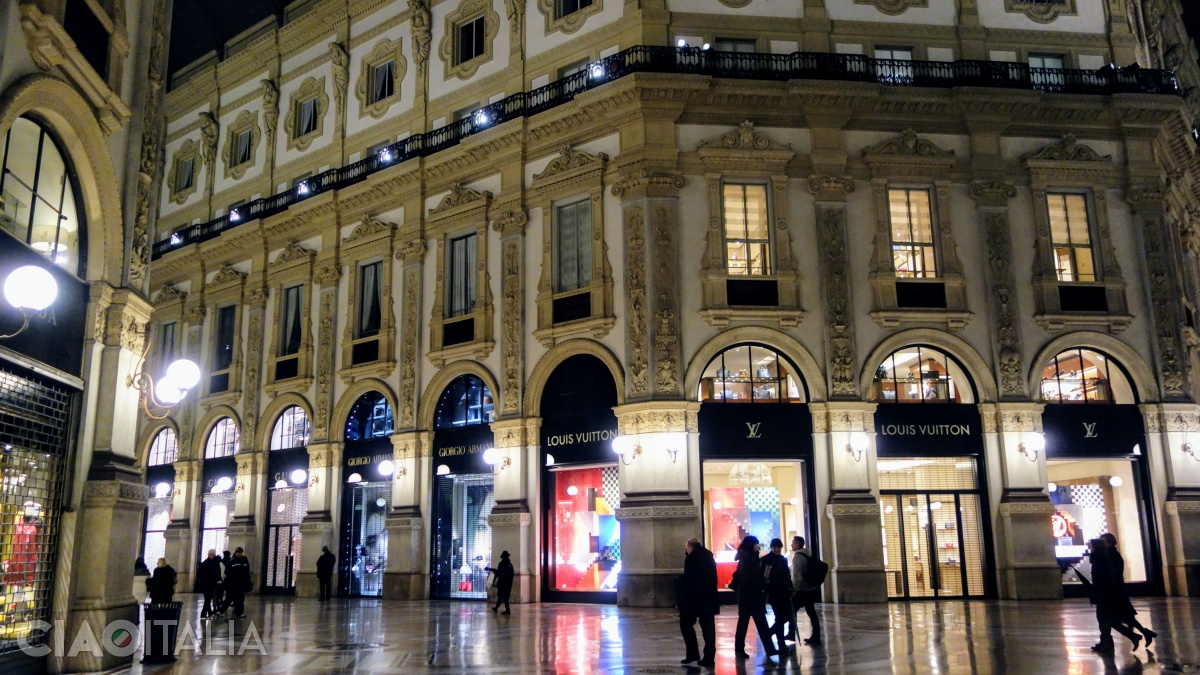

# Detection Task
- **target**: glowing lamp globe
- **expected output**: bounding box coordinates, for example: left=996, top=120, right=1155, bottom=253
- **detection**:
left=290, top=469, right=307, bottom=485
left=4, top=265, right=58, bottom=311
left=378, top=460, right=395, bottom=477
left=611, top=436, right=635, bottom=456
left=165, top=359, right=201, bottom=391
left=482, top=447, right=499, bottom=465
left=155, top=386, right=184, bottom=406
left=1023, top=432, right=1046, bottom=454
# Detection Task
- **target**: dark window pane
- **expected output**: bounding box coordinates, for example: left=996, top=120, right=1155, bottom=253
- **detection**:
left=214, top=305, right=236, bottom=371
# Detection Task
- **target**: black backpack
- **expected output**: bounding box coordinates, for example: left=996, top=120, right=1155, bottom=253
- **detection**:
left=800, top=552, right=829, bottom=587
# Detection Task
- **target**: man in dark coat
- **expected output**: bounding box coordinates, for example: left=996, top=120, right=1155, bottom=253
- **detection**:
left=1088, top=538, right=1140, bottom=652
left=197, top=549, right=223, bottom=618
left=486, top=551, right=515, bottom=614
left=678, top=538, right=719, bottom=667
left=761, top=538, right=793, bottom=655
left=225, top=547, right=252, bottom=619
left=732, top=535, right=779, bottom=660
left=316, top=546, right=336, bottom=601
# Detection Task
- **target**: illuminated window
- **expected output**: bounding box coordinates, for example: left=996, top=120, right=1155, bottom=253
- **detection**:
left=722, top=183, right=771, bottom=276
left=147, top=429, right=179, bottom=466
left=369, top=60, right=396, bottom=104
left=555, top=199, right=592, bottom=292
left=448, top=233, right=477, bottom=317
left=699, top=343, right=804, bottom=403
left=1047, top=193, right=1095, bottom=282
left=1039, top=348, right=1134, bottom=404
left=434, top=375, right=494, bottom=429
left=889, top=188, right=937, bottom=278
left=872, top=345, right=972, bottom=403
left=270, top=406, right=311, bottom=450
left=204, top=417, right=240, bottom=459
left=345, top=392, right=394, bottom=441
left=279, top=285, right=304, bottom=355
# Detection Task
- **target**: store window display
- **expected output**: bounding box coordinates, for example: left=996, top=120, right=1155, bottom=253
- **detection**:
left=871, top=345, right=969, bottom=403
left=340, top=391, right=394, bottom=597
left=549, top=466, right=621, bottom=592
left=142, top=428, right=177, bottom=564
left=1040, top=348, right=1134, bottom=404
left=699, top=344, right=802, bottom=403
left=1049, top=460, right=1146, bottom=584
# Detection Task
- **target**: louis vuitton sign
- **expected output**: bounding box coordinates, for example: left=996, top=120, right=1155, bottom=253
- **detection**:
left=874, top=404, right=983, bottom=457
left=1042, top=404, right=1145, bottom=458
left=697, top=403, right=813, bottom=459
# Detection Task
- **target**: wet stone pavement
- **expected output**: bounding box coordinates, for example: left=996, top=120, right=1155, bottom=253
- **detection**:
left=124, top=595, right=1200, bottom=674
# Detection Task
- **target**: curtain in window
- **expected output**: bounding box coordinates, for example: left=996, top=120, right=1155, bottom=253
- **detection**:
left=214, top=305, right=236, bottom=370
left=373, top=61, right=394, bottom=103
left=236, top=131, right=251, bottom=165
left=299, top=99, right=316, bottom=136
left=449, top=234, right=477, bottom=317
left=359, top=263, right=381, bottom=336
left=177, top=158, right=194, bottom=191
left=282, top=286, right=303, bottom=355
left=556, top=201, right=592, bottom=292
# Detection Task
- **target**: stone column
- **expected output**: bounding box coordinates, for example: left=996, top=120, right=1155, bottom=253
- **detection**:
left=982, top=404, right=1061, bottom=599
left=384, top=431, right=431, bottom=600
left=488, top=418, right=538, bottom=603
left=814, top=402, right=887, bottom=603
left=55, top=289, right=152, bottom=673
left=165, top=458, right=200, bottom=590
left=226, top=450, right=265, bottom=588
left=612, top=402, right=700, bottom=607
left=1149, top=404, right=1200, bottom=595
left=297, top=441, right=341, bottom=598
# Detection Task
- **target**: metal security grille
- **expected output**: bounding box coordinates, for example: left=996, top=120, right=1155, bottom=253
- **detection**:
left=344, top=483, right=389, bottom=597
left=265, top=487, right=307, bottom=591
left=142, top=498, right=172, bottom=564
left=0, top=364, right=72, bottom=656
left=200, top=493, right=235, bottom=556
left=433, top=473, right=494, bottom=600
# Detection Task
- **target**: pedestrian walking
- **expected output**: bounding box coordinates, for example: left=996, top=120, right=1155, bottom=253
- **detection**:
left=133, top=556, right=151, bottom=604
left=148, top=557, right=177, bottom=603
left=1088, top=538, right=1141, bottom=652
left=316, top=546, right=336, bottom=601
left=676, top=538, right=719, bottom=667
left=1100, top=533, right=1157, bottom=647
left=730, top=535, right=779, bottom=660
left=789, top=536, right=823, bottom=645
left=226, top=547, right=252, bottom=619
left=761, top=538, right=793, bottom=656
left=485, top=551, right=514, bottom=614
left=197, top=549, right=223, bottom=618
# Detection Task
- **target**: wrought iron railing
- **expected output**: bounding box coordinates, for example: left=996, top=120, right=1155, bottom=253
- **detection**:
left=152, top=46, right=1179, bottom=259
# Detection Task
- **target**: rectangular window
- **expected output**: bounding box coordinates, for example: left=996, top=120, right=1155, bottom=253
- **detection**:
left=161, top=321, right=177, bottom=366
left=234, top=129, right=252, bottom=166
left=448, top=233, right=478, bottom=318
left=370, top=60, right=395, bottom=104
left=1030, top=53, right=1065, bottom=90
left=558, top=0, right=594, bottom=18
left=1047, top=193, right=1095, bottom=282
left=889, top=188, right=937, bottom=278
left=1049, top=459, right=1148, bottom=585
left=722, top=183, right=771, bottom=276
left=548, top=466, right=619, bottom=593
left=279, top=285, right=303, bottom=356
left=296, top=96, right=318, bottom=137
left=714, top=38, right=757, bottom=53
left=555, top=199, right=593, bottom=292
left=213, top=305, right=236, bottom=371
left=456, top=16, right=486, bottom=65
left=176, top=157, right=195, bottom=192
left=357, top=261, right=382, bottom=338
left=875, top=47, right=914, bottom=84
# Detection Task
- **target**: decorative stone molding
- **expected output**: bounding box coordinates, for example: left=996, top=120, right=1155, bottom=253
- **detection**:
left=611, top=170, right=685, bottom=200
left=716, top=0, right=752, bottom=7
left=340, top=216, right=398, bottom=384
left=398, top=259, right=423, bottom=429
left=488, top=511, right=533, bottom=526
left=696, top=122, right=802, bottom=329
left=809, top=185, right=859, bottom=399
left=409, top=0, right=431, bottom=68
left=650, top=205, right=683, bottom=398
left=129, top=0, right=170, bottom=284
left=315, top=264, right=341, bottom=287
left=313, top=288, right=336, bottom=441
left=430, top=182, right=488, bottom=215
left=997, top=501, right=1056, bottom=515
left=625, top=206, right=649, bottom=397
left=242, top=305, right=265, bottom=444
left=531, top=146, right=615, bottom=347
left=167, top=140, right=200, bottom=205
left=330, top=42, right=350, bottom=121
left=155, top=285, right=186, bottom=304
left=82, top=480, right=150, bottom=507
left=207, top=265, right=247, bottom=288
left=355, top=38, right=407, bottom=120
left=615, top=505, right=700, bottom=520
left=1131, top=189, right=1190, bottom=400
left=614, top=402, right=699, bottom=435
left=344, top=214, right=396, bottom=243
left=500, top=238, right=523, bottom=417
left=272, top=242, right=315, bottom=267
left=426, top=184, right=495, bottom=367
left=826, top=502, right=881, bottom=517
left=1004, top=0, right=1076, bottom=24
left=864, top=128, right=954, bottom=161
left=855, top=0, right=929, bottom=14
left=261, top=79, right=279, bottom=153
left=265, top=243, right=317, bottom=395
left=1021, top=134, right=1111, bottom=164
left=284, top=77, right=329, bottom=152
left=807, top=175, right=855, bottom=197
left=220, top=110, right=261, bottom=180
left=537, top=0, right=603, bottom=35
left=439, top=0, right=500, bottom=82
left=971, top=184, right=1026, bottom=400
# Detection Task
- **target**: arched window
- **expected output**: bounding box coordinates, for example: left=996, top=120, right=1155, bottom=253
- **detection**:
left=147, top=428, right=179, bottom=466
left=1040, top=348, right=1135, bottom=404
left=270, top=406, right=311, bottom=450
left=434, top=375, right=494, bottom=429
left=345, top=392, right=394, bottom=441
left=0, top=116, right=85, bottom=275
left=872, top=345, right=974, bottom=403
left=698, top=343, right=805, bottom=403
left=204, top=417, right=240, bottom=458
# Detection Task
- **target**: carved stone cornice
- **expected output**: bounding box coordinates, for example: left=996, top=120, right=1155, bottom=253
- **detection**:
left=700, top=120, right=791, bottom=152
left=532, top=145, right=605, bottom=181
left=969, top=181, right=1018, bottom=208
left=154, top=285, right=187, bottom=304
left=696, top=121, right=794, bottom=173
left=314, top=263, right=341, bottom=287
left=343, top=214, right=397, bottom=244
left=428, top=182, right=489, bottom=216
left=610, top=170, right=685, bottom=200
left=491, top=209, right=528, bottom=236
left=855, top=0, right=928, bottom=14
left=1021, top=134, right=1111, bottom=163
left=271, top=241, right=315, bottom=267
left=1004, top=0, right=1076, bottom=24
left=207, top=265, right=247, bottom=288
left=807, top=175, right=856, bottom=199
left=862, top=128, right=956, bottom=178
left=614, top=402, right=700, bottom=435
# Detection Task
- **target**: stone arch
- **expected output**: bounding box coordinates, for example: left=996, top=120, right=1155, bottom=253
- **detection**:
left=0, top=75, right=124, bottom=283
left=859, top=328, right=998, bottom=403
left=1028, top=331, right=1157, bottom=404
left=524, top=339, right=625, bottom=415
left=136, top=420, right=180, bottom=469
left=192, top=405, right=243, bottom=459
left=419, top=360, right=501, bottom=430
left=259, top=392, right=314, bottom=451
left=331, top=378, right=398, bottom=442
left=684, top=326, right=828, bottom=403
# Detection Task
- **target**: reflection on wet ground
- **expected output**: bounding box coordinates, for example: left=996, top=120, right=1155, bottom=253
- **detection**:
left=126, top=595, right=1200, bottom=674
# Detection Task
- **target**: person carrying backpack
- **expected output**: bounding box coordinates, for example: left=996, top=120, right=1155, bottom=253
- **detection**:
left=761, top=538, right=793, bottom=656
left=789, top=536, right=826, bottom=645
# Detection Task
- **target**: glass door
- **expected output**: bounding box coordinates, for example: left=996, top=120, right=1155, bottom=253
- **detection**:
left=881, top=491, right=985, bottom=599
left=264, top=487, right=306, bottom=592
left=432, top=473, right=494, bottom=599
left=342, top=482, right=390, bottom=597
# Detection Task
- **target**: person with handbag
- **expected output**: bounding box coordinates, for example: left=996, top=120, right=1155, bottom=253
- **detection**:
left=485, top=551, right=514, bottom=615
left=789, top=536, right=824, bottom=645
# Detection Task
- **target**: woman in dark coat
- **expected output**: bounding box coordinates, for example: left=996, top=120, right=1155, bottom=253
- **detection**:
left=487, top=551, right=515, bottom=614
left=148, top=557, right=177, bottom=604
left=731, top=536, right=779, bottom=659
left=1088, top=539, right=1140, bottom=652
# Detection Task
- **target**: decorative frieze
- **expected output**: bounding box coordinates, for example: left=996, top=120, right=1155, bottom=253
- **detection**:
left=625, top=207, right=649, bottom=397
left=500, top=238, right=523, bottom=418
left=972, top=182, right=1026, bottom=400
left=313, top=287, right=336, bottom=441
left=811, top=186, right=858, bottom=399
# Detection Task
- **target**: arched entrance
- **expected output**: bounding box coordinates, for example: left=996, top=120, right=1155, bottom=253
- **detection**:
left=142, top=428, right=179, bottom=565
left=200, top=417, right=239, bottom=561
left=263, top=405, right=310, bottom=593
left=540, top=354, right=620, bottom=602
left=870, top=345, right=991, bottom=600
left=429, top=374, right=495, bottom=599
left=695, top=342, right=815, bottom=594
left=339, top=391, right=394, bottom=597
left=1037, top=348, right=1161, bottom=596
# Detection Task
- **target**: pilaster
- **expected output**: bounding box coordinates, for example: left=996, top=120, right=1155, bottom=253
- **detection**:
left=297, top=441, right=341, bottom=598
left=1145, top=403, right=1200, bottom=595
left=225, top=451, right=265, bottom=586
left=487, top=418, right=539, bottom=603
left=971, top=182, right=1027, bottom=401
left=383, top=431, right=431, bottom=600
left=809, top=175, right=859, bottom=400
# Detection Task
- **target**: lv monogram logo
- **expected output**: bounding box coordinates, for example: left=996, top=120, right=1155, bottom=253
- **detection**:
left=746, top=422, right=762, bottom=439
left=1082, top=422, right=1098, bottom=438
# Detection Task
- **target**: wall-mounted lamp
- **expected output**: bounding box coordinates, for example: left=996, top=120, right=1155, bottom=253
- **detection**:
left=290, top=469, right=308, bottom=486
left=436, top=464, right=451, bottom=476
left=483, top=447, right=510, bottom=472
left=235, top=482, right=245, bottom=493
left=1019, top=432, right=1045, bottom=463
left=612, top=435, right=642, bottom=466
left=309, top=474, right=321, bottom=487
left=1183, top=442, right=1198, bottom=461
left=1, top=265, right=58, bottom=340
left=127, top=337, right=201, bottom=420
left=847, top=432, right=869, bottom=463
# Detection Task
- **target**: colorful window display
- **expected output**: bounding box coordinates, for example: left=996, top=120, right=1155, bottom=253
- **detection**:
left=1049, top=459, right=1147, bottom=584
left=703, top=461, right=806, bottom=589
left=548, top=466, right=621, bottom=592
left=698, top=344, right=803, bottom=403
left=1039, top=348, right=1134, bottom=404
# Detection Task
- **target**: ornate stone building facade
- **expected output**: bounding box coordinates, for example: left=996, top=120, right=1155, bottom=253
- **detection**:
left=142, top=0, right=1200, bottom=612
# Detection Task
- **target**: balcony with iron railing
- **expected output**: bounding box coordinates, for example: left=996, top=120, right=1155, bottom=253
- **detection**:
left=151, top=46, right=1179, bottom=260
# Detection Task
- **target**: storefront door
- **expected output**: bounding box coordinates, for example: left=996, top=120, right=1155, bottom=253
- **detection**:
left=264, top=487, right=306, bottom=592
left=339, top=436, right=394, bottom=598
left=879, top=488, right=985, bottom=598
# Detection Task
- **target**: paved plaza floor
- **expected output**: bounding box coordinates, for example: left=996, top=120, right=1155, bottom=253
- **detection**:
left=123, top=594, right=1200, bottom=674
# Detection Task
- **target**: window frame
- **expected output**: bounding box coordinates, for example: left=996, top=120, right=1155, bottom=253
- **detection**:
left=557, top=0, right=595, bottom=19
left=887, top=187, right=940, bottom=280
left=357, top=260, right=384, bottom=338
left=279, top=284, right=304, bottom=355
left=456, top=15, right=487, bottom=66
left=1045, top=191, right=1097, bottom=283
left=204, top=417, right=241, bottom=459
left=720, top=181, right=774, bottom=277
left=554, top=198, right=593, bottom=293
left=147, top=428, right=179, bottom=467
left=270, top=405, right=311, bottom=450
left=440, top=0, right=500, bottom=81
left=284, top=76, right=329, bottom=152
left=697, top=342, right=807, bottom=403
left=356, top=38, right=407, bottom=119
left=870, top=345, right=976, bottom=404
left=447, top=231, right=478, bottom=319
